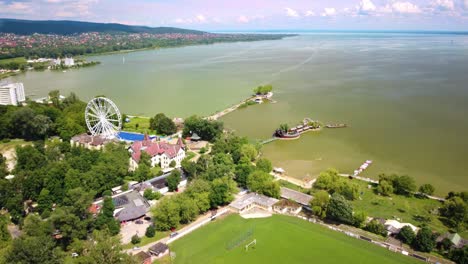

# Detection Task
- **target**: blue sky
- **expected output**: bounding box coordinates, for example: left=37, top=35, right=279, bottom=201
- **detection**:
left=1, top=0, right=467, bottom=31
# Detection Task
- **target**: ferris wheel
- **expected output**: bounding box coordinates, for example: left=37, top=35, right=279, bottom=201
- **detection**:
left=85, top=97, right=122, bottom=137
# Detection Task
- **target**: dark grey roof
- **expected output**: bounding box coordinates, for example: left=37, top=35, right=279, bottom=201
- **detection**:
left=149, top=242, right=169, bottom=255
left=115, top=205, right=148, bottom=222
left=280, top=187, right=313, bottom=206
left=132, top=170, right=187, bottom=191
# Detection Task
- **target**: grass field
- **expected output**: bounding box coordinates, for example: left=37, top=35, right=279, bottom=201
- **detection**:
left=342, top=180, right=462, bottom=236
left=170, top=214, right=420, bottom=264
left=124, top=116, right=152, bottom=134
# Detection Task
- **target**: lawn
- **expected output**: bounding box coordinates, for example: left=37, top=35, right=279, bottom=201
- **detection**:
left=170, top=214, right=420, bottom=264
left=124, top=116, right=152, bottom=134
left=122, top=231, right=169, bottom=250
left=343, top=179, right=456, bottom=235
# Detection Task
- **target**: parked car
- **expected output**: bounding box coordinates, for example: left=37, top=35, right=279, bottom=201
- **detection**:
left=135, top=220, right=143, bottom=224
left=170, top=232, right=179, bottom=238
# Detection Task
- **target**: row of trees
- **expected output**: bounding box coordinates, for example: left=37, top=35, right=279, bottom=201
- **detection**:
left=0, top=91, right=86, bottom=141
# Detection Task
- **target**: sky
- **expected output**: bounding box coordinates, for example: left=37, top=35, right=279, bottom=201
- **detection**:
left=1, top=0, right=468, bottom=31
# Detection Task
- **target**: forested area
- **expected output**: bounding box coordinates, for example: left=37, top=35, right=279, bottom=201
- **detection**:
left=0, top=91, right=86, bottom=141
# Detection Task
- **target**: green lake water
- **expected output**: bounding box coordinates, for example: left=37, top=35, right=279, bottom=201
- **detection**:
left=9, top=33, right=468, bottom=194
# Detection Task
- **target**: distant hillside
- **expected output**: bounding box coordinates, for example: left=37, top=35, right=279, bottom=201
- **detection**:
left=0, top=18, right=205, bottom=35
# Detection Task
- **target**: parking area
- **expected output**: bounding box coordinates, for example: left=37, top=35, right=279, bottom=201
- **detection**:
left=120, top=217, right=152, bottom=244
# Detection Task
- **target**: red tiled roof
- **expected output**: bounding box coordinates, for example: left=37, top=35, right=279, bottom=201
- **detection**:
left=131, top=140, right=183, bottom=163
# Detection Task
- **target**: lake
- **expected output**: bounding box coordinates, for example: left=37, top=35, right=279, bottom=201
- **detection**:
left=9, top=32, right=468, bottom=195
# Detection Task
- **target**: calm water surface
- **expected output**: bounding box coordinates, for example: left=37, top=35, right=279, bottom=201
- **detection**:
left=10, top=33, right=468, bottom=194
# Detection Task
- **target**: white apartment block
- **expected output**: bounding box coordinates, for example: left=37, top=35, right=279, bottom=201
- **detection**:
left=0, top=83, right=25, bottom=106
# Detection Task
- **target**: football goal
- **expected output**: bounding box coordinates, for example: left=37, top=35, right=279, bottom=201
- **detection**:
left=245, top=239, right=256, bottom=251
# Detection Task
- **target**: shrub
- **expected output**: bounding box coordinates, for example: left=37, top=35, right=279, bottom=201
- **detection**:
left=397, top=225, right=416, bottom=245
left=169, top=160, right=176, bottom=168
left=131, top=234, right=141, bottom=245
left=145, top=225, right=156, bottom=238
left=364, top=220, right=387, bottom=237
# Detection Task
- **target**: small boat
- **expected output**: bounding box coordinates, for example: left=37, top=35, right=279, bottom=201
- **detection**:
left=62, top=71, right=67, bottom=73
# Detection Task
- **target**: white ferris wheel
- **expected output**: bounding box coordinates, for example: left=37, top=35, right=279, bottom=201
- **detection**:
left=85, top=97, right=122, bottom=138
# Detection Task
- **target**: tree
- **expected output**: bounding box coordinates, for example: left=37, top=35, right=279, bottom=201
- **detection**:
left=246, top=170, right=280, bottom=198
left=413, top=226, right=436, bottom=252
left=339, top=181, right=360, bottom=201
left=95, top=197, right=120, bottom=236
left=6, top=235, right=64, bottom=264
left=167, top=170, right=181, bottom=192
left=0, top=154, right=7, bottom=178
left=376, top=180, right=393, bottom=196
left=397, top=225, right=416, bottom=245
left=209, top=176, right=237, bottom=207
left=419, top=184, right=435, bottom=196
left=326, top=193, right=354, bottom=224
left=134, top=163, right=151, bottom=182
left=448, top=246, right=468, bottom=264
left=182, top=115, right=223, bottom=142
left=314, top=168, right=340, bottom=191
left=181, top=158, right=198, bottom=179
left=278, top=123, right=289, bottom=133
left=439, top=196, right=468, bottom=231
left=145, top=225, right=156, bottom=238
left=0, top=214, right=11, bottom=243
left=131, top=234, right=141, bottom=244
left=149, top=113, right=177, bottom=135
left=310, top=190, right=330, bottom=219
left=353, top=211, right=367, bottom=228
left=240, top=144, right=257, bottom=162
left=256, top=158, right=272, bottom=173
left=37, top=188, right=53, bottom=213
left=393, top=175, right=416, bottom=195
left=143, top=189, right=162, bottom=200
left=364, top=220, right=387, bottom=237
left=169, top=160, right=176, bottom=168
left=235, top=163, right=254, bottom=188
left=152, top=197, right=180, bottom=231
left=177, top=195, right=199, bottom=224
left=77, top=230, right=138, bottom=264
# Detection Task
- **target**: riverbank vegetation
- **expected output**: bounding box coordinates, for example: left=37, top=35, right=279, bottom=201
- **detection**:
left=253, top=84, right=273, bottom=95
left=307, top=168, right=467, bottom=262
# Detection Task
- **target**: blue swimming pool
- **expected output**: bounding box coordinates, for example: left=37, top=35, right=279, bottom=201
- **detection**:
left=118, top=131, right=156, bottom=142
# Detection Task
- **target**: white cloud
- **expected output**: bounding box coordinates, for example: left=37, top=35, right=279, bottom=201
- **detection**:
left=285, top=7, right=299, bottom=17
left=196, top=14, right=207, bottom=23
left=174, top=18, right=186, bottom=24
left=237, top=15, right=249, bottom=23
left=357, top=0, right=376, bottom=15
left=0, top=1, right=32, bottom=14
left=321, top=7, right=337, bottom=17
left=388, top=1, right=422, bottom=14
left=431, top=0, right=454, bottom=11
left=305, top=10, right=315, bottom=16
left=465, top=0, right=468, bottom=9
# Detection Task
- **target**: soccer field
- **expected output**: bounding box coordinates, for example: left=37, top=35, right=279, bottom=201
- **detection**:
left=170, top=214, right=420, bottom=264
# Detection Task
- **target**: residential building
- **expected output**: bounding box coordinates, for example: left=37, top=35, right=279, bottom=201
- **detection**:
left=384, top=219, right=419, bottom=235
left=91, top=190, right=151, bottom=222
left=132, top=170, right=187, bottom=195
left=129, top=135, right=185, bottom=171
left=64, top=57, right=74, bottom=67
left=0, top=82, right=25, bottom=106
left=229, top=192, right=279, bottom=213
left=70, top=133, right=118, bottom=150
left=280, top=187, right=313, bottom=207
left=273, top=199, right=302, bottom=215
left=134, top=251, right=152, bottom=264
left=436, top=233, right=468, bottom=249
left=149, top=243, right=169, bottom=257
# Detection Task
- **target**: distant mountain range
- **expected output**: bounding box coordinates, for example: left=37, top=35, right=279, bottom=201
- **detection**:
left=0, top=18, right=205, bottom=35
